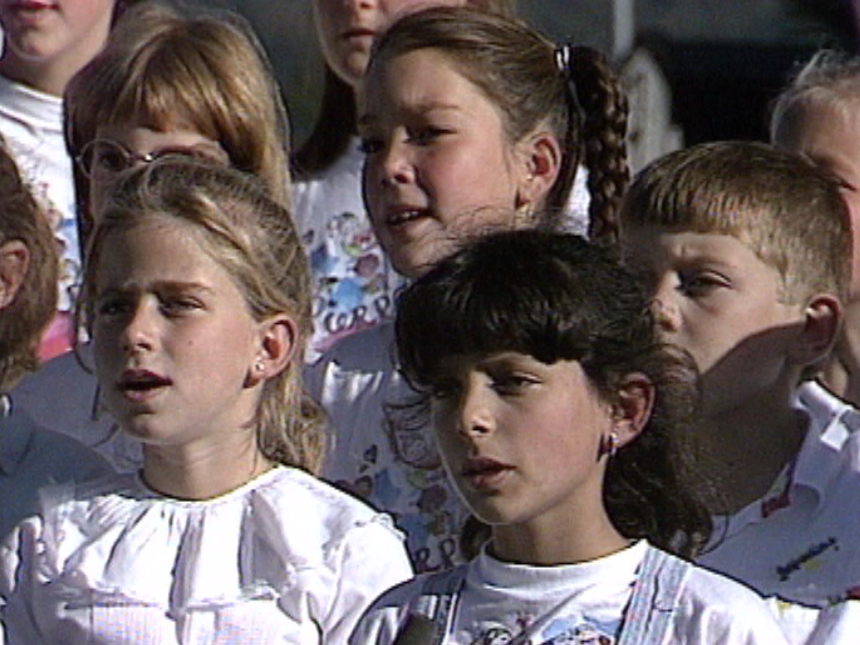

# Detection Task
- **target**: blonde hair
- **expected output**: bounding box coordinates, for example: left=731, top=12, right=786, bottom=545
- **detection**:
left=0, top=140, right=59, bottom=391
left=80, top=158, right=325, bottom=474
left=65, top=0, right=291, bottom=243
left=620, top=141, right=851, bottom=305
left=770, top=49, right=860, bottom=142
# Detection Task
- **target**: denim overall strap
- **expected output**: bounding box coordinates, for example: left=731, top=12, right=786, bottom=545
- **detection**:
left=393, top=566, right=467, bottom=645
left=617, top=546, right=692, bottom=645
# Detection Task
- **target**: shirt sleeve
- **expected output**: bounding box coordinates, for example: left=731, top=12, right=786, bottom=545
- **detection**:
left=320, top=516, right=413, bottom=645
left=0, top=515, right=47, bottom=645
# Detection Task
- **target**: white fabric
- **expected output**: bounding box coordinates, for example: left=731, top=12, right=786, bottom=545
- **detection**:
left=697, top=380, right=860, bottom=607
left=294, top=139, right=402, bottom=363
left=306, top=322, right=470, bottom=574
left=0, top=74, right=79, bottom=320
left=351, top=540, right=790, bottom=645
left=7, top=345, right=141, bottom=473
left=0, top=465, right=412, bottom=645
left=767, top=598, right=860, bottom=645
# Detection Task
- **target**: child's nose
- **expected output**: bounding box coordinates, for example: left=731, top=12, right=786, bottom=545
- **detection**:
left=652, top=296, right=681, bottom=334
left=378, top=140, right=415, bottom=188
left=456, top=387, right=497, bottom=439
left=121, top=303, right=158, bottom=354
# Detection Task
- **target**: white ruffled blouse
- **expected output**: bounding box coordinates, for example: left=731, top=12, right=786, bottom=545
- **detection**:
left=0, top=465, right=413, bottom=644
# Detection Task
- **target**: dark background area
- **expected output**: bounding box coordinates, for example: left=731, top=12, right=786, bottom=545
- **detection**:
left=206, top=0, right=856, bottom=149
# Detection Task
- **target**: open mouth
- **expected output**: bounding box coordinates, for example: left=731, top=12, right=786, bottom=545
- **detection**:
left=118, top=370, right=172, bottom=396
left=386, top=208, right=427, bottom=227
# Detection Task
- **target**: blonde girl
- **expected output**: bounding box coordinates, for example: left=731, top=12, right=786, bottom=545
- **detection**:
left=10, top=0, right=292, bottom=470
left=0, top=158, right=411, bottom=644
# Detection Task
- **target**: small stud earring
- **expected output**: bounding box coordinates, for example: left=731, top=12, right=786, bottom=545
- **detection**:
left=600, top=431, right=619, bottom=459
left=255, top=360, right=265, bottom=373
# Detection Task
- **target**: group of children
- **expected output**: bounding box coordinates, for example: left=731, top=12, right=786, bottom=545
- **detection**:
left=0, top=0, right=858, bottom=644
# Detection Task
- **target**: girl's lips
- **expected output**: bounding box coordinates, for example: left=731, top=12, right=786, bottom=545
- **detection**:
left=385, top=206, right=428, bottom=227
left=461, top=457, right=515, bottom=490
left=118, top=369, right=172, bottom=400
left=341, top=27, right=376, bottom=41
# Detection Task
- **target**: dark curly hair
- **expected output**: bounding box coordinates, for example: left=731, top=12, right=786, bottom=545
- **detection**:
left=395, top=229, right=712, bottom=558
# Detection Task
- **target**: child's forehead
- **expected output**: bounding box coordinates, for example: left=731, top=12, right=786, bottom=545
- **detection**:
left=621, top=224, right=778, bottom=274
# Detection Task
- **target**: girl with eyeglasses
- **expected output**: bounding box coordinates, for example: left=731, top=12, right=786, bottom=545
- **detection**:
left=7, top=0, right=293, bottom=472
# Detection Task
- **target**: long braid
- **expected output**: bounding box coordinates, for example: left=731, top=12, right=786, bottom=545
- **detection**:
left=569, top=47, right=629, bottom=245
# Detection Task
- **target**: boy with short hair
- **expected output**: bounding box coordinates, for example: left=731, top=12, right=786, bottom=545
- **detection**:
left=619, top=140, right=860, bottom=608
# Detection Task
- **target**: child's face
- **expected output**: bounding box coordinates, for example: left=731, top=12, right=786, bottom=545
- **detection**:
left=85, top=124, right=229, bottom=221
left=92, top=218, right=265, bottom=451
left=774, top=103, right=860, bottom=297
left=429, top=351, right=613, bottom=536
left=360, top=48, right=530, bottom=279
left=621, top=226, right=807, bottom=417
left=0, top=0, right=114, bottom=77
left=312, top=0, right=465, bottom=88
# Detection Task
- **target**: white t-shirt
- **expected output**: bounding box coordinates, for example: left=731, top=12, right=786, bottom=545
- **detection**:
left=0, top=74, right=79, bottom=358
left=697, top=380, right=860, bottom=607
left=306, top=322, right=470, bottom=574
left=293, top=139, right=402, bottom=363
left=0, top=465, right=413, bottom=645
left=351, top=540, right=790, bottom=645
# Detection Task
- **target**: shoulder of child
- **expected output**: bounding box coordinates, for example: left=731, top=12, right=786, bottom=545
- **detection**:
left=349, top=570, right=456, bottom=645
left=676, top=563, right=793, bottom=643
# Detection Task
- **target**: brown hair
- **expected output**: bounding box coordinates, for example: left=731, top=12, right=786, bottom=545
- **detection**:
left=0, top=140, right=59, bottom=391
left=294, top=0, right=518, bottom=178
left=366, top=6, right=628, bottom=243
left=80, top=158, right=325, bottom=474
left=65, top=0, right=291, bottom=245
left=620, top=141, right=851, bottom=304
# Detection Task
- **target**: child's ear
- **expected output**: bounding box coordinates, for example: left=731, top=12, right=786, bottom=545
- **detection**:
left=789, top=294, right=842, bottom=367
left=247, top=313, right=300, bottom=386
left=610, top=373, right=655, bottom=449
left=514, top=131, right=562, bottom=214
left=0, top=240, right=30, bottom=310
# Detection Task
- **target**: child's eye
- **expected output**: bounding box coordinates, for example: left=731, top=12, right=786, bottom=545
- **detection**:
left=429, top=380, right=459, bottom=401
left=679, top=271, right=729, bottom=296
left=159, top=297, right=201, bottom=316
left=492, top=373, right=538, bottom=394
left=408, top=127, right=448, bottom=146
left=358, top=136, right=383, bottom=155
left=96, top=297, right=132, bottom=318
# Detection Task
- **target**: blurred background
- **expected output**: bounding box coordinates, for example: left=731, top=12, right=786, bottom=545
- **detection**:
left=205, top=0, right=856, bottom=168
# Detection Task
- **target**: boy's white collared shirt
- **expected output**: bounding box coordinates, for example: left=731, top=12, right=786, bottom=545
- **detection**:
left=698, top=380, right=860, bottom=607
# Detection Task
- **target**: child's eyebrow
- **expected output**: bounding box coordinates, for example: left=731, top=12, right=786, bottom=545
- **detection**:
left=96, top=281, right=215, bottom=297
left=358, top=101, right=463, bottom=127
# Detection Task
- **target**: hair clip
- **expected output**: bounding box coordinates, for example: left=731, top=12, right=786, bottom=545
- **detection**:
left=554, top=43, right=586, bottom=124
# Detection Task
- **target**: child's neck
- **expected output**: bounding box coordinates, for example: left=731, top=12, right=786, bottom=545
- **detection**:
left=0, top=40, right=103, bottom=96
left=491, top=508, right=631, bottom=566
left=141, top=438, right=274, bottom=501
left=697, top=396, right=807, bottom=515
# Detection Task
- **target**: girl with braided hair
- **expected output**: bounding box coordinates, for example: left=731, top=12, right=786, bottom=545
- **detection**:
left=308, top=6, right=629, bottom=573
